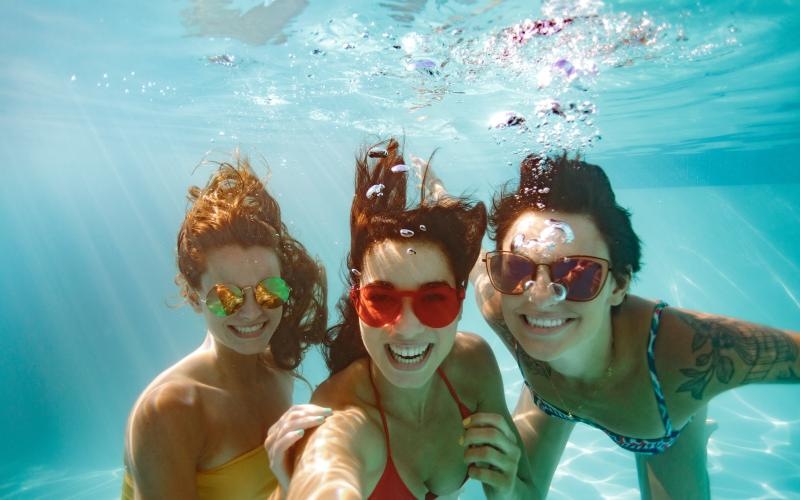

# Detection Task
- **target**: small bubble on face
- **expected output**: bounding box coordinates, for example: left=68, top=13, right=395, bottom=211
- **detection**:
left=524, top=280, right=536, bottom=290
left=400, top=228, right=415, bottom=238
left=419, top=224, right=427, bottom=231
left=406, top=248, right=416, bottom=255
left=548, top=282, right=567, bottom=302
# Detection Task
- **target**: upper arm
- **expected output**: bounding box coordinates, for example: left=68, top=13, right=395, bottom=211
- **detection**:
left=659, top=307, right=800, bottom=406
left=512, top=387, right=574, bottom=496
left=470, top=253, right=517, bottom=354
left=125, top=384, right=204, bottom=500
left=287, top=383, right=383, bottom=500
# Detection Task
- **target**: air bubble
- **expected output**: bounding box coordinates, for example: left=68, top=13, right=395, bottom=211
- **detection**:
left=548, top=282, right=567, bottom=302
left=400, top=228, right=415, bottom=238
left=391, top=164, right=410, bottom=173
left=407, top=248, right=417, bottom=255
left=366, top=184, right=385, bottom=199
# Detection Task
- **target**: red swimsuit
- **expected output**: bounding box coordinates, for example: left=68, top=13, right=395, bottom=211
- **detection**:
left=367, top=365, right=472, bottom=499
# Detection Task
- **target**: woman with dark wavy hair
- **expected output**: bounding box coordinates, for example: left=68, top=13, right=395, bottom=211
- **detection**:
left=122, top=156, right=326, bottom=499
left=275, top=138, right=537, bottom=499
left=466, top=153, right=800, bottom=499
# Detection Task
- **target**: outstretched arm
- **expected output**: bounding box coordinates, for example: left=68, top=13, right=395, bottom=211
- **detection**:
left=659, top=307, right=799, bottom=411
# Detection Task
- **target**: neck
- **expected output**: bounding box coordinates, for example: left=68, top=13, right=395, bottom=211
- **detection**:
left=370, top=362, right=437, bottom=425
left=204, top=332, right=270, bottom=384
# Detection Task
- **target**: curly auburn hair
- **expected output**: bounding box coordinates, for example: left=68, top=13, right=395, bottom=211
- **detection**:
left=489, top=153, right=641, bottom=287
left=176, top=156, right=327, bottom=370
left=322, top=138, right=487, bottom=375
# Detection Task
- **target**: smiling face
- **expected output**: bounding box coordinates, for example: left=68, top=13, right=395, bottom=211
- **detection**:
left=195, top=244, right=284, bottom=356
left=499, top=211, right=628, bottom=363
left=358, top=240, right=460, bottom=388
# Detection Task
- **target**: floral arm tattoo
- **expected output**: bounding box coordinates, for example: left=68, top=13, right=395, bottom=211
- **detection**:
left=675, top=310, right=800, bottom=400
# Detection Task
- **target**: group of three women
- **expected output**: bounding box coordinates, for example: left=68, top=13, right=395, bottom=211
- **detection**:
left=123, top=138, right=799, bottom=499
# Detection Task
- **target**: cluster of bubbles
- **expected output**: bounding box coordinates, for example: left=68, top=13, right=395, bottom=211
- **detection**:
left=200, top=0, right=736, bottom=158
left=511, top=218, right=575, bottom=301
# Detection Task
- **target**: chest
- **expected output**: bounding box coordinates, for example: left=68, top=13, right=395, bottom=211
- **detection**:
left=373, top=396, right=470, bottom=496
left=201, top=375, right=292, bottom=468
left=528, top=366, right=674, bottom=439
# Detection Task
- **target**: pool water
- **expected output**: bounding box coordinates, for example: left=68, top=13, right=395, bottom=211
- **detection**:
left=1, top=0, right=798, bottom=498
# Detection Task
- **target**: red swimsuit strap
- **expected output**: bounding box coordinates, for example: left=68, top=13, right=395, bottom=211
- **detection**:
left=367, top=362, right=393, bottom=456
left=436, top=367, right=473, bottom=419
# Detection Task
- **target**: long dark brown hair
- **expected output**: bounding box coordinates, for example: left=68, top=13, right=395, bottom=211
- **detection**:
left=176, top=156, right=327, bottom=370
left=323, top=138, right=486, bottom=375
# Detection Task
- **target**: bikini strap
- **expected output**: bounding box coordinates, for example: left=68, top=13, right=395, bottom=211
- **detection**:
left=367, top=361, right=394, bottom=455
left=436, top=367, right=472, bottom=419
left=646, top=301, right=673, bottom=434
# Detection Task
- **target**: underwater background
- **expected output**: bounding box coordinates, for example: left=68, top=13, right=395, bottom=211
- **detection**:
left=1, top=0, right=799, bottom=497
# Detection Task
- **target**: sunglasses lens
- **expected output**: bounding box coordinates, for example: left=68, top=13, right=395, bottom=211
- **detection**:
left=355, top=285, right=401, bottom=327
left=487, top=252, right=533, bottom=295
left=412, top=284, right=461, bottom=328
left=255, top=277, right=291, bottom=309
left=551, top=258, right=605, bottom=301
left=206, top=284, right=244, bottom=317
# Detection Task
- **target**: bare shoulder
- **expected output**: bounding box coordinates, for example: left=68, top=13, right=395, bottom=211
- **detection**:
left=298, top=359, right=385, bottom=484
left=442, top=332, right=504, bottom=406
left=651, top=303, right=800, bottom=410
left=310, top=358, right=372, bottom=409
left=127, top=373, right=206, bottom=447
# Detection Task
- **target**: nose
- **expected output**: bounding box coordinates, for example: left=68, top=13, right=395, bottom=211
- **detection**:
left=389, top=297, right=425, bottom=337
left=526, top=265, right=561, bottom=307
left=237, top=287, right=263, bottom=320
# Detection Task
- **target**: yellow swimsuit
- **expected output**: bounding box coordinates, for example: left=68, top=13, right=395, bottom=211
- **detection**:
left=121, top=446, right=277, bottom=499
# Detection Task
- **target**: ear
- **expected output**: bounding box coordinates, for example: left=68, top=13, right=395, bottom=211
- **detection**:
left=187, top=289, right=203, bottom=313
left=609, top=266, right=632, bottom=307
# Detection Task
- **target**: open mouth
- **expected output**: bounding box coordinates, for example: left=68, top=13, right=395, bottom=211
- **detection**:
left=385, top=343, right=433, bottom=370
left=521, top=315, right=573, bottom=334
left=229, top=321, right=267, bottom=338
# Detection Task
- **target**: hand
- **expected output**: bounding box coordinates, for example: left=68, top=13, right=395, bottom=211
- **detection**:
left=265, top=404, right=333, bottom=494
left=411, top=155, right=447, bottom=201
left=461, top=412, right=522, bottom=499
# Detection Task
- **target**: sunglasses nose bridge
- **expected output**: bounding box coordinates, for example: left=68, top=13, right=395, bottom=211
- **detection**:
left=235, top=285, right=262, bottom=317
left=389, top=295, right=424, bottom=335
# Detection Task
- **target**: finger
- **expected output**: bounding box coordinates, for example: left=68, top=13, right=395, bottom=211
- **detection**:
left=463, top=413, right=515, bottom=442
left=267, top=428, right=305, bottom=464
left=461, top=426, right=517, bottom=456
left=467, top=464, right=510, bottom=490
left=463, top=443, right=515, bottom=473
left=268, top=405, right=332, bottom=437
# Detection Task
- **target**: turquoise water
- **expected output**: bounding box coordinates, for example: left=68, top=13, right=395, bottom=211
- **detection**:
left=1, top=0, right=798, bottom=498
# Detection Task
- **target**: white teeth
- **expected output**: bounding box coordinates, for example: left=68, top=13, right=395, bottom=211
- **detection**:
left=524, top=316, right=566, bottom=328
left=233, top=322, right=265, bottom=334
left=387, top=343, right=431, bottom=364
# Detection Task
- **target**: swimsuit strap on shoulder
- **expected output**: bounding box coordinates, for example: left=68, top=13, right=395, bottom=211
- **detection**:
left=646, top=301, right=673, bottom=435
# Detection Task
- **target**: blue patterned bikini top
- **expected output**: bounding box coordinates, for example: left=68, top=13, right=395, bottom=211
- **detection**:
left=516, top=301, right=686, bottom=455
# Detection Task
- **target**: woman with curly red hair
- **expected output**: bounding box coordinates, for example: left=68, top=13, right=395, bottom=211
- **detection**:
left=122, top=156, right=326, bottom=499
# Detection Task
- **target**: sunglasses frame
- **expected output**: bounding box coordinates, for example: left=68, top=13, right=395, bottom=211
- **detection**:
left=200, top=276, right=291, bottom=317
left=350, top=282, right=466, bottom=328
left=483, top=251, right=611, bottom=302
